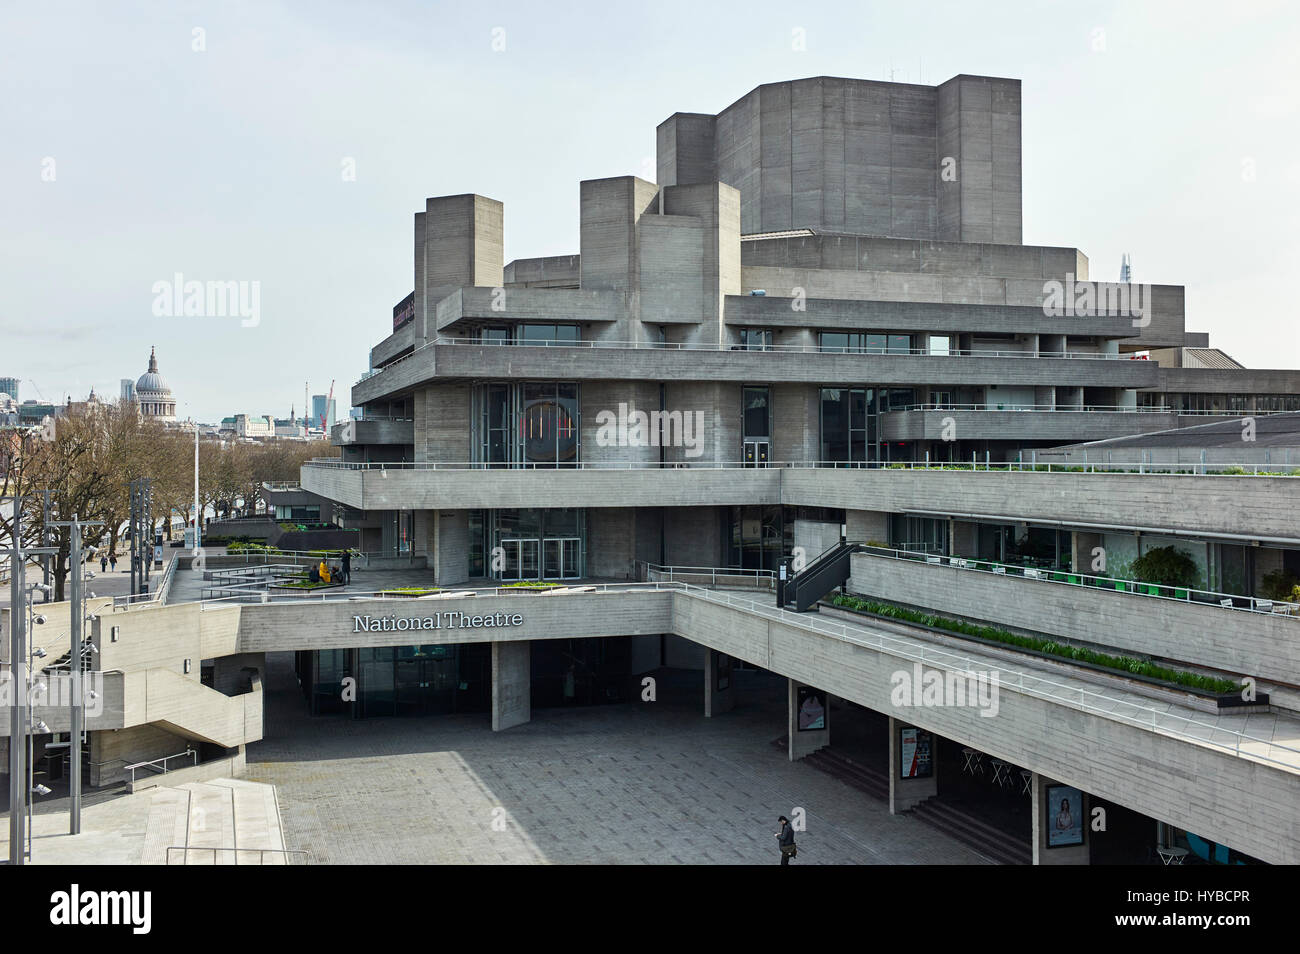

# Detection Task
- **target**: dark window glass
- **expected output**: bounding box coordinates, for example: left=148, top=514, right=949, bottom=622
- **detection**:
left=821, top=332, right=849, bottom=353
left=743, top=387, right=770, bottom=438
left=888, top=334, right=911, bottom=354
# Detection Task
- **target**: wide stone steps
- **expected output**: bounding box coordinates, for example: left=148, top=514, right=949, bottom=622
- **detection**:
left=139, top=778, right=286, bottom=864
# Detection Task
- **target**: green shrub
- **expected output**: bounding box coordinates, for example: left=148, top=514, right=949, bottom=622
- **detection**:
left=1130, top=546, right=1199, bottom=589
left=828, top=594, right=1238, bottom=693
left=1260, top=569, right=1300, bottom=602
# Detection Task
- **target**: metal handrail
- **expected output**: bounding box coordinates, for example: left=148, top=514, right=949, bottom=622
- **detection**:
left=640, top=562, right=776, bottom=587
left=299, top=457, right=1300, bottom=476
left=856, top=544, right=1300, bottom=618
left=356, top=334, right=1135, bottom=384
left=165, top=846, right=313, bottom=865
left=125, top=748, right=197, bottom=783
left=887, top=403, right=1174, bottom=413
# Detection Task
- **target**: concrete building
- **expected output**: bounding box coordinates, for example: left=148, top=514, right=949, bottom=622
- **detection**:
left=6, top=74, right=1295, bottom=868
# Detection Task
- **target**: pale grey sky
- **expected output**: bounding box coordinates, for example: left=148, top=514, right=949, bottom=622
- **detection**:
left=2, top=0, right=1298, bottom=421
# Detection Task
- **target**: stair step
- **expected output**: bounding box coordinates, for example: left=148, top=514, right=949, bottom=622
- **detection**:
left=140, top=787, right=189, bottom=865
left=910, top=801, right=1031, bottom=865
left=177, top=782, right=236, bottom=863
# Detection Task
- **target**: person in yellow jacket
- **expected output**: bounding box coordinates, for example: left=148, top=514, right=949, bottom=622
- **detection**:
left=318, top=560, right=331, bottom=583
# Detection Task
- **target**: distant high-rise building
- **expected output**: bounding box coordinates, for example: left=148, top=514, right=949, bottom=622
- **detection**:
left=0, top=377, right=17, bottom=402
left=121, top=378, right=137, bottom=402
left=1120, top=253, right=1133, bottom=283
left=311, top=394, right=337, bottom=430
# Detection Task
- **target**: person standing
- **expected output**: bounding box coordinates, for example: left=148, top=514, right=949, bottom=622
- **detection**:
left=776, top=815, right=797, bottom=865
left=100, top=555, right=108, bottom=573
left=341, top=549, right=351, bottom=584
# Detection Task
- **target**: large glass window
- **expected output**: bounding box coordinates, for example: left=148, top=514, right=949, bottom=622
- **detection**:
left=474, top=382, right=579, bottom=468
left=820, top=387, right=875, bottom=465
left=738, top=328, right=773, bottom=351
left=520, top=324, right=580, bottom=345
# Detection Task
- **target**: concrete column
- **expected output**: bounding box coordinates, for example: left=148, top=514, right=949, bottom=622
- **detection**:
left=1071, top=531, right=1103, bottom=575
left=888, top=718, right=938, bottom=814
left=787, top=679, right=830, bottom=761
left=1031, top=771, right=1091, bottom=865
left=703, top=650, right=735, bottom=718
left=949, top=519, right=978, bottom=558
left=491, top=640, right=531, bottom=732
left=433, top=510, right=469, bottom=586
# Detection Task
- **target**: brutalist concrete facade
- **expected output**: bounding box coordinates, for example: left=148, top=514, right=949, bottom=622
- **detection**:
left=308, top=73, right=1300, bottom=589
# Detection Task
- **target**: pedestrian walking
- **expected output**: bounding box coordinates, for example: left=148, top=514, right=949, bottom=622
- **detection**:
left=776, top=815, right=797, bottom=865
left=100, top=555, right=108, bottom=573
left=109, top=553, right=118, bottom=572
left=341, top=549, right=351, bottom=584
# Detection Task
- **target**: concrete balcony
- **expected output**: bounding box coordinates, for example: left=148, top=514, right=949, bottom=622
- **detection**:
left=879, top=407, right=1181, bottom=442
left=352, top=341, right=1158, bottom=405
left=330, top=418, right=414, bottom=446
left=301, top=459, right=1300, bottom=543
left=301, top=461, right=782, bottom=511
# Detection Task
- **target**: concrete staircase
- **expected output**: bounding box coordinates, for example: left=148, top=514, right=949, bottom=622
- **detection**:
left=140, top=778, right=289, bottom=864
left=907, top=799, right=1032, bottom=865
left=781, top=740, right=1030, bottom=864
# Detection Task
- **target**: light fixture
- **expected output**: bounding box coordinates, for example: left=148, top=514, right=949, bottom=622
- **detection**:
left=32, top=648, right=46, bottom=658
left=33, top=615, right=47, bottom=625
left=34, top=720, right=50, bottom=733
left=86, top=690, right=98, bottom=701
left=85, top=571, right=96, bottom=579
left=32, top=784, right=51, bottom=796
left=85, top=614, right=97, bottom=622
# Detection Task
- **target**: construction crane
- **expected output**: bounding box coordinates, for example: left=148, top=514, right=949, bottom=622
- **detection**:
left=320, top=379, right=335, bottom=432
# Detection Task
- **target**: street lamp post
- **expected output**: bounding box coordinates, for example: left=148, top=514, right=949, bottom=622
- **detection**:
left=48, top=514, right=103, bottom=836
left=3, top=496, right=57, bottom=866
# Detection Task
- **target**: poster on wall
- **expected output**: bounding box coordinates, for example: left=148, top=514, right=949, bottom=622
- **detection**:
left=796, top=686, right=826, bottom=731
left=899, top=727, right=933, bottom=779
left=1046, top=784, right=1085, bottom=847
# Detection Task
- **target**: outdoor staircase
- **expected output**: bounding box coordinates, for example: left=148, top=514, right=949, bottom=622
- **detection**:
left=778, top=739, right=1030, bottom=864
left=140, top=778, right=292, bottom=864
left=907, top=798, right=1032, bottom=865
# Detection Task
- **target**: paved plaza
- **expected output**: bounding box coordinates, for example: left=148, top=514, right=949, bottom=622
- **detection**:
left=246, top=652, right=989, bottom=865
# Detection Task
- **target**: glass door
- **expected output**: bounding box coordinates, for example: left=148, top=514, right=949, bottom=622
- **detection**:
left=501, top=538, right=541, bottom=580
left=544, top=538, right=582, bottom=579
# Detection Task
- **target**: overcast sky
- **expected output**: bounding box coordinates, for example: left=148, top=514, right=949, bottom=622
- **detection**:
left=2, top=0, right=1297, bottom=422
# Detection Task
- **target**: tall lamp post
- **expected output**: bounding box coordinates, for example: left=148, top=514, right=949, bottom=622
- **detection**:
left=2, top=495, right=56, bottom=866
left=47, top=514, right=103, bottom=835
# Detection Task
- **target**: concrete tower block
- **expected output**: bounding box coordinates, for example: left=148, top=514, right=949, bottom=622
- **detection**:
left=937, top=76, right=1022, bottom=245
left=657, top=112, right=717, bottom=186
left=418, top=195, right=505, bottom=336
left=579, top=176, right=661, bottom=295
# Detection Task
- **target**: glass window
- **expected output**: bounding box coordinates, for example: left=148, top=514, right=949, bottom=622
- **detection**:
left=739, top=328, right=773, bottom=351
left=863, top=333, right=887, bottom=354
left=820, top=332, right=849, bottom=353
left=820, top=388, right=848, bottom=463
left=888, top=334, right=912, bottom=354
left=521, top=324, right=579, bottom=345
left=743, top=387, right=770, bottom=439
left=480, top=327, right=510, bottom=344
left=929, top=335, right=951, bottom=356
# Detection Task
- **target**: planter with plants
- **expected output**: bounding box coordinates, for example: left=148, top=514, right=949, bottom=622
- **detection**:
left=826, top=594, right=1258, bottom=707
left=378, top=587, right=442, bottom=598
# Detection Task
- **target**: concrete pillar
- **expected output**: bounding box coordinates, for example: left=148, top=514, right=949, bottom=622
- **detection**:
left=787, top=679, right=829, bottom=761
left=491, top=640, right=530, bottom=732
left=703, top=650, right=735, bottom=718
left=888, top=718, right=938, bottom=814
left=433, top=511, right=469, bottom=586
left=1071, top=531, right=1103, bottom=575
left=949, top=519, right=978, bottom=558
left=1031, top=771, right=1091, bottom=865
